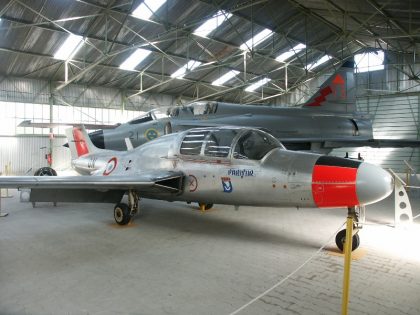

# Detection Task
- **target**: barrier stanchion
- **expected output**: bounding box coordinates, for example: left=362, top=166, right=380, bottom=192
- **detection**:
left=0, top=189, right=9, bottom=218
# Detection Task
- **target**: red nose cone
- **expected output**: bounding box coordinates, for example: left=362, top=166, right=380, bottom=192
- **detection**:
left=312, top=156, right=361, bottom=208
left=312, top=165, right=358, bottom=207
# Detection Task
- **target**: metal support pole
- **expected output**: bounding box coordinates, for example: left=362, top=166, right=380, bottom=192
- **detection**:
left=0, top=189, right=9, bottom=217
left=341, top=207, right=355, bottom=315
left=49, top=82, right=54, bottom=167
left=65, top=60, right=68, bottom=83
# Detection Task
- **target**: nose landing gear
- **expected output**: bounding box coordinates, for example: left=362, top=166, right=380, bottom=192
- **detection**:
left=335, top=206, right=364, bottom=252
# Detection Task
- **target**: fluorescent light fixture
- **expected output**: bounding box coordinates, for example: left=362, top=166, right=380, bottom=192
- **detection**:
left=193, top=10, right=232, bottom=38
left=132, top=0, right=167, bottom=21
left=306, top=55, right=332, bottom=70
left=212, top=70, right=239, bottom=86
left=54, top=34, right=84, bottom=60
left=171, top=60, right=202, bottom=79
left=355, top=51, right=384, bottom=73
left=276, top=43, right=306, bottom=62
left=119, top=48, right=152, bottom=71
left=240, top=28, right=273, bottom=51
left=245, top=78, right=271, bottom=92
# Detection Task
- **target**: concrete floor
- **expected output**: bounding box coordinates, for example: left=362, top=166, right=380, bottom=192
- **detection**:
left=0, top=189, right=420, bottom=315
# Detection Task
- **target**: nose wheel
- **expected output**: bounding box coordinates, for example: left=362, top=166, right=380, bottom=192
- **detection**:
left=335, top=229, right=360, bottom=252
left=114, top=190, right=140, bottom=225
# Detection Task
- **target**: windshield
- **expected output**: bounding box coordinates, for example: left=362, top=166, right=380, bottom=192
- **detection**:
left=128, top=109, right=168, bottom=124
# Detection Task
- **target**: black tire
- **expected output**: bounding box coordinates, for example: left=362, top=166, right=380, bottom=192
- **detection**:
left=114, top=203, right=131, bottom=225
left=335, top=229, right=360, bottom=252
left=198, top=203, right=213, bottom=210
left=34, top=167, right=57, bottom=176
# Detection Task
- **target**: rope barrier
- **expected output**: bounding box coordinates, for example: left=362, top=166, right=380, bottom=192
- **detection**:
left=228, top=222, right=346, bottom=315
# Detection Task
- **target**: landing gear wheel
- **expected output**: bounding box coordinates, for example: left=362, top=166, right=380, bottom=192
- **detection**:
left=198, top=203, right=213, bottom=210
left=34, top=167, right=57, bottom=176
left=164, top=122, right=172, bottom=135
left=335, top=229, right=360, bottom=252
left=114, top=203, right=131, bottom=225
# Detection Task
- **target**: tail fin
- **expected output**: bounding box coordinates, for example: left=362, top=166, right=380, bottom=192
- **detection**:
left=65, top=126, right=100, bottom=159
left=303, top=60, right=355, bottom=113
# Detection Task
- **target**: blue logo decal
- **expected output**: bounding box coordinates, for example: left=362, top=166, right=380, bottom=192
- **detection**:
left=221, top=177, right=233, bottom=193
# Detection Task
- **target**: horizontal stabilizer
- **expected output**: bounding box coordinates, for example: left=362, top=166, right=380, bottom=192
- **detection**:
left=18, top=120, right=116, bottom=130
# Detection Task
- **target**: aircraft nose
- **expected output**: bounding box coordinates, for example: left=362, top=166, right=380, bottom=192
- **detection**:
left=89, top=130, right=105, bottom=149
left=356, top=162, right=394, bottom=205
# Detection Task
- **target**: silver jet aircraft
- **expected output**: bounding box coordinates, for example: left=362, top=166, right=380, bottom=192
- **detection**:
left=85, top=60, right=419, bottom=152
left=0, top=125, right=393, bottom=251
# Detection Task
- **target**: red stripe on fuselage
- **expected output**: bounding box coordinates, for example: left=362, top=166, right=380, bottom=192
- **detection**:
left=73, top=128, right=89, bottom=157
left=312, top=165, right=359, bottom=208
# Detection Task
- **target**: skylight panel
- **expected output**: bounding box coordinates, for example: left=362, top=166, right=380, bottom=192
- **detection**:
left=132, top=0, right=167, bottom=21
left=306, top=55, right=332, bottom=70
left=211, top=70, right=239, bottom=86
left=276, top=43, right=306, bottom=62
left=119, top=48, right=152, bottom=71
left=240, top=28, right=273, bottom=51
left=171, top=60, right=202, bottom=79
left=193, top=10, right=232, bottom=38
left=54, top=34, right=84, bottom=60
left=355, top=51, right=384, bottom=73
left=245, top=78, right=271, bottom=92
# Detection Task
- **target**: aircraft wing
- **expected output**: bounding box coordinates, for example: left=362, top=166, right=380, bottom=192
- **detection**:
left=322, top=139, right=420, bottom=149
left=276, top=137, right=420, bottom=151
left=172, top=114, right=255, bottom=128
left=0, top=171, right=185, bottom=194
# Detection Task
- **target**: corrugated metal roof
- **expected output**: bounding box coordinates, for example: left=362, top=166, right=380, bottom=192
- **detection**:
left=0, top=0, right=416, bottom=103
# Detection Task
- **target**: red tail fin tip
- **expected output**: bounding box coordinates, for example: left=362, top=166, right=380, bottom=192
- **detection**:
left=72, top=128, right=89, bottom=156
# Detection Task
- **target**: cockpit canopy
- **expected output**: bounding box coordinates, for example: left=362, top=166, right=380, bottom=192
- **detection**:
left=127, top=109, right=168, bottom=125
left=167, top=101, right=218, bottom=117
left=179, top=127, right=283, bottom=160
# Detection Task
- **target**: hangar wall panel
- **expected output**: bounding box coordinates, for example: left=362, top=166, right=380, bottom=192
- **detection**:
left=332, top=93, right=419, bottom=172
left=0, top=136, right=70, bottom=175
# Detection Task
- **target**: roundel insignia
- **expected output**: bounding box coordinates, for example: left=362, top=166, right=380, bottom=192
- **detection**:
left=145, top=128, right=159, bottom=141
left=188, top=174, right=198, bottom=192
left=103, top=157, right=118, bottom=176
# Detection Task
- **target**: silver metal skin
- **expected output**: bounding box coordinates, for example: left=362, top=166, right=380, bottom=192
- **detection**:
left=0, top=126, right=393, bottom=211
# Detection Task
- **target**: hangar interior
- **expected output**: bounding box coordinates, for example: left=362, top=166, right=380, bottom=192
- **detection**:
left=0, top=0, right=418, bottom=173
left=0, top=1, right=420, bottom=315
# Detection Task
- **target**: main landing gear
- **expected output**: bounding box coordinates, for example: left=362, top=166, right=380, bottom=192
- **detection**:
left=32, top=167, right=57, bottom=208
left=335, top=206, right=365, bottom=252
left=198, top=203, right=213, bottom=211
left=114, top=190, right=140, bottom=225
